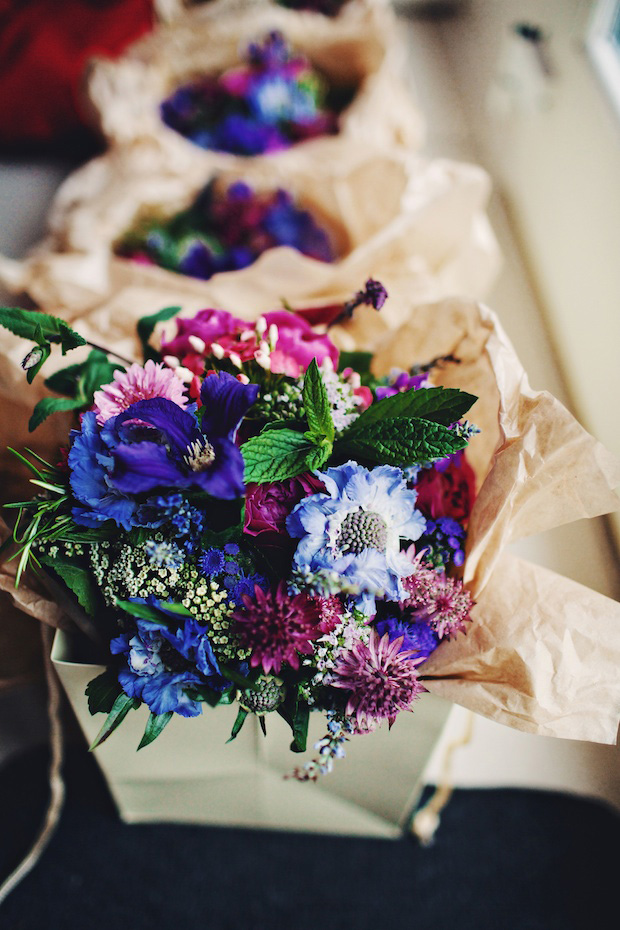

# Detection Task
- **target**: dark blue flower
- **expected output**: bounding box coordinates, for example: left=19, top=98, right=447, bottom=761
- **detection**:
left=201, top=548, right=226, bottom=576
left=374, top=615, right=439, bottom=661
left=106, top=371, right=258, bottom=501
left=69, top=412, right=137, bottom=531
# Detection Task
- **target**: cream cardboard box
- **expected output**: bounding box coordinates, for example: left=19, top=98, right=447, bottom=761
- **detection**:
left=51, top=628, right=451, bottom=838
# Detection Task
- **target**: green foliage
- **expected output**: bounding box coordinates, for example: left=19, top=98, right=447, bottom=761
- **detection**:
left=348, top=386, right=477, bottom=431
left=0, top=307, right=86, bottom=384
left=227, top=707, right=249, bottom=743
left=277, top=688, right=310, bottom=753
left=337, top=416, right=467, bottom=466
left=302, top=358, right=334, bottom=444
left=39, top=555, right=99, bottom=616
left=137, top=711, right=173, bottom=750
left=29, top=349, right=119, bottom=431
left=89, top=692, right=139, bottom=751
left=137, top=305, right=181, bottom=361
left=86, top=669, right=123, bottom=715
left=242, top=428, right=328, bottom=483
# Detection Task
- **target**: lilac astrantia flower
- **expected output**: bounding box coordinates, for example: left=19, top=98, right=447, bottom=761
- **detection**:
left=329, top=629, right=425, bottom=730
left=374, top=615, right=438, bottom=661
left=92, top=360, right=188, bottom=425
left=106, top=371, right=258, bottom=501
left=287, top=462, right=426, bottom=615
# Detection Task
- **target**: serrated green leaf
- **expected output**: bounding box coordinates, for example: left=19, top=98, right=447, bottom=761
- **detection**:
left=0, top=307, right=86, bottom=350
left=89, top=692, right=138, bottom=750
left=137, top=305, right=181, bottom=361
left=86, top=669, right=123, bottom=716
left=302, top=357, right=334, bottom=443
left=242, top=429, right=321, bottom=483
left=137, top=711, right=173, bottom=750
left=337, top=417, right=467, bottom=466
left=41, top=556, right=98, bottom=616
left=28, top=395, right=84, bottom=432
left=347, top=386, right=477, bottom=434
left=227, top=707, right=249, bottom=743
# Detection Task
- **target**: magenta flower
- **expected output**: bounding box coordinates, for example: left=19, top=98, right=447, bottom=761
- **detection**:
left=92, top=360, right=188, bottom=425
left=265, top=310, right=339, bottom=377
left=233, top=582, right=321, bottom=674
left=330, top=630, right=425, bottom=730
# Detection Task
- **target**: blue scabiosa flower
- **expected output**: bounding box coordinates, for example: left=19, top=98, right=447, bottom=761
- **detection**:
left=286, top=462, right=426, bottom=616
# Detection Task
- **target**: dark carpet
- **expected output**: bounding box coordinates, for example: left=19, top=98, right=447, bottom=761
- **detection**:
left=1, top=744, right=618, bottom=930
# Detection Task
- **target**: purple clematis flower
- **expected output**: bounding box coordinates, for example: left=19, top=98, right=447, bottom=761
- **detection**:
left=107, top=371, right=258, bottom=501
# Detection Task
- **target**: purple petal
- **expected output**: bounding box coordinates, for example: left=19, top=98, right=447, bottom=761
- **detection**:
left=111, top=441, right=186, bottom=494
left=200, top=372, right=259, bottom=439
left=111, top=398, right=199, bottom=454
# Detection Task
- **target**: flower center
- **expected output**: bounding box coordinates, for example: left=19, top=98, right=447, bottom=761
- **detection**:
left=184, top=437, right=216, bottom=472
left=337, top=509, right=388, bottom=555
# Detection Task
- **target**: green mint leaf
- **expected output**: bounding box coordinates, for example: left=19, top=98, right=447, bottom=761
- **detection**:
left=337, top=417, right=467, bottom=466
left=89, top=692, right=138, bottom=750
left=137, top=305, right=181, bottom=362
left=346, top=386, right=477, bottom=434
left=86, top=669, right=123, bottom=716
left=137, top=711, right=173, bottom=750
left=302, top=357, right=334, bottom=443
left=28, top=395, right=85, bottom=432
left=242, top=429, right=325, bottom=483
left=0, top=307, right=86, bottom=353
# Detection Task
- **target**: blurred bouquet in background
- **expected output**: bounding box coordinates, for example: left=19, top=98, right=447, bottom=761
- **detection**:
left=160, top=30, right=351, bottom=155
left=116, top=177, right=335, bottom=280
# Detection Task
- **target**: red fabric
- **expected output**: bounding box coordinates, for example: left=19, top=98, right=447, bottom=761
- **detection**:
left=0, top=0, right=154, bottom=147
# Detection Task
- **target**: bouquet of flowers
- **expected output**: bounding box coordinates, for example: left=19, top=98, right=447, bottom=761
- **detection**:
left=115, top=177, right=335, bottom=281
left=0, top=282, right=479, bottom=777
left=160, top=31, right=351, bottom=156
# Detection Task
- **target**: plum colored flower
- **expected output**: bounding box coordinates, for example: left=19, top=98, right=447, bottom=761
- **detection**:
left=232, top=582, right=321, bottom=674
left=418, top=574, right=473, bottom=639
left=329, top=629, right=425, bottom=729
left=244, top=472, right=325, bottom=545
left=287, top=462, right=426, bottom=615
left=92, top=359, right=188, bottom=424
left=414, top=455, right=476, bottom=523
left=375, top=370, right=430, bottom=401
